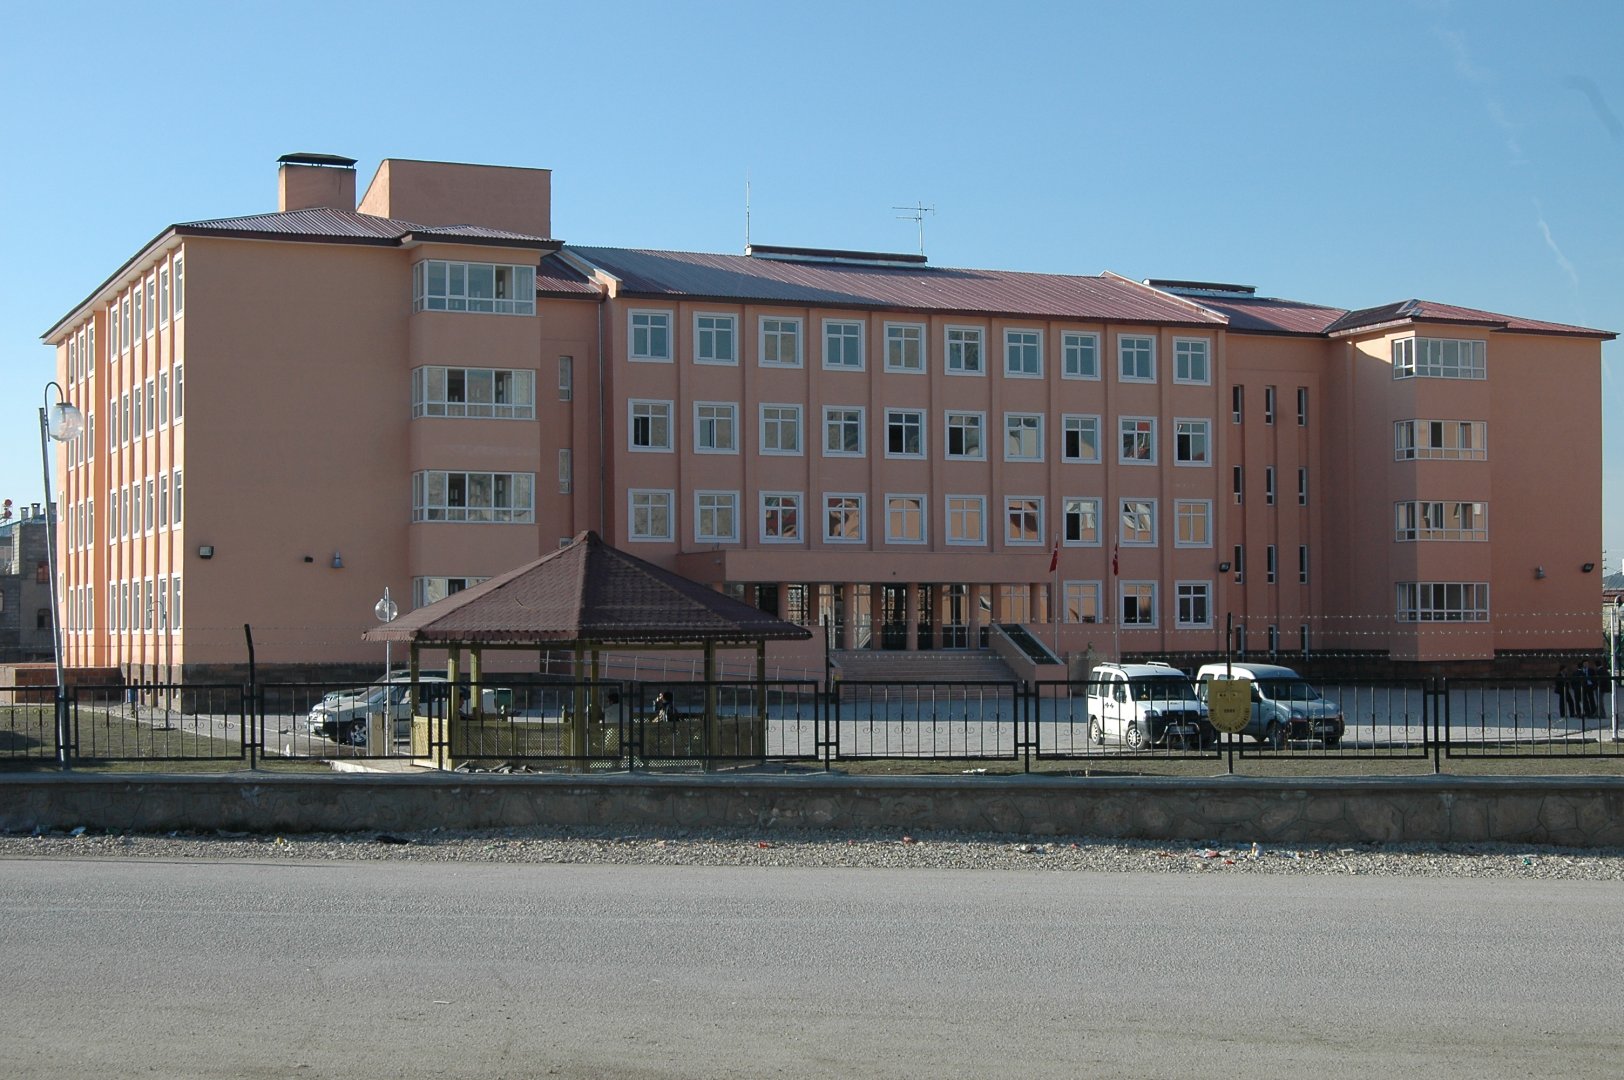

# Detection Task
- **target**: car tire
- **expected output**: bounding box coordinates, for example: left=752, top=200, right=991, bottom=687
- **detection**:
left=1324, top=735, right=1342, bottom=748
left=1264, top=721, right=1284, bottom=749
left=1124, top=721, right=1144, bottom=750
left=346, top=724, right=367, bottom=748
left=1090, top=717, right=1106, bottom=746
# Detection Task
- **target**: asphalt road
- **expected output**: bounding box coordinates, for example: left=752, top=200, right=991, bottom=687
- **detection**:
left=2, top=859, right=1619, bottom=1079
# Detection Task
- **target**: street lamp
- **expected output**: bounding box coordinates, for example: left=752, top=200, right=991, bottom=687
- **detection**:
left=40, top=382, right=84, bottom=768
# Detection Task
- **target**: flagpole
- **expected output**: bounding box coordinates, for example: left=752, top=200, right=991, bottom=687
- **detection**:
left=1111, top=541, right=1120, bottom=662
left=1051, top=535, right=1061, bottom=656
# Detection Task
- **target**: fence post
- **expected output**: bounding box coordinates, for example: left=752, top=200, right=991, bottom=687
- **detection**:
left=1431, top=676, right=1444, bottom=774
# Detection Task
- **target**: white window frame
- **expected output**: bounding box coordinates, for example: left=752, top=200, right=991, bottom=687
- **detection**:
left=694, top=402, right=739, bottom=454
left=884, top=322, right=926, bottom=373
left=1118, top=335, right=1156, bottom=382
left=1173, top=418, right=1210, bottom=466
left=1120, top=581, right=1158, bottom=628
left=1175, top=581, right=1213, bottom=629
left=1003, top=328, right=1042, bottom=378
left=1173, top=338, right=1210, bottom=384
left=412, top=470, right=536, bottom=524
left=412, top=260, right=536, bottom=316
left=1394, top=501, right=1489, bottom=542
left=1118, top=416, right=1157, bottom=465
left=413, top=366, right=537, bottom=420
left=823, top=493, right=866, bottom=544
left=628, top=489, right=674, bottom=542
left=885, top=408, right=926, bottom=459
left=694, top=313, right=738, bottom=365
left=760, top=316, right=804, bottom=368
left=945, top=411, right=986, bottom=460
left=822, top=319, right=865, bottom=370
left=823, top=406, right=866, bottom=457
left=1063, top=496, right=1101, bottom=546
left=1063, top=580, right=1102, bottom=623
left=1394, top=419, right=1488, bottom=460
left=628, top=310, right=673, bottom=362
left=628, top=399, right=673, bottom=452
left=1396, top=582, right=1490, bottom=622
left=945, top=325, right=985, bottom=375
left=1061, top=414, right=1101, bottom=464
left=759, top=404, right=803, bottom=456
left=884, top=494, right=927, bottom=544
left=760, top=491, right=804, bottom=543
left=1119, top=498, right=1157, bottom=547
left=945, top=495, right=987, bottom=546
left=1173, top=499, right=1212, bottom=548
left=1003, top=412, right=1043, bottom=462
left=1062, top=331, right=1100, bottom=380
left=1004, top=496, right=1044, bottom=546
left=694, top=490, right=740, bottom=543
left=1264, top=466, right=1276, bottom=506
left=1393, top=337, right=1486, bottom=380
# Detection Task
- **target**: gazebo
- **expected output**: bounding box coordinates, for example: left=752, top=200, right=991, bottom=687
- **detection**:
left=362, top=531, right=811, bottom=769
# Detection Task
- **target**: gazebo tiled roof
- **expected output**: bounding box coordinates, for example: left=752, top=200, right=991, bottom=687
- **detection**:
left=364, top=531, right=811, bottom=648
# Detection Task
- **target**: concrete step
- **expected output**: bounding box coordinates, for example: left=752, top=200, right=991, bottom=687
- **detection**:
left=831, top=649, right=1017, bottom=683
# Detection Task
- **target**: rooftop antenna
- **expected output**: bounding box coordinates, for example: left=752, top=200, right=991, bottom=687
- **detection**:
left=745, top=174, right=752, bottom=251
left=893, top=201, right=935, bottom=256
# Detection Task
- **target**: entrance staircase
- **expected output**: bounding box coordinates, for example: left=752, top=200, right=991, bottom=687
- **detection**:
left=830, top=648, right=1017, bottom=683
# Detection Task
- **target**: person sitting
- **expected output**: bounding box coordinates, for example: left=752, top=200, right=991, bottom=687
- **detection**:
left=651, top=690, right=681, bottom=723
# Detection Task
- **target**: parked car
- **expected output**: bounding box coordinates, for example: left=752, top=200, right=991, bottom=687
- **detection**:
left=1194, top=662, right=1345, bottom=747
left=306, top=676, right=501, bottom=746
left=1086, top=662, right=1214, bottom=749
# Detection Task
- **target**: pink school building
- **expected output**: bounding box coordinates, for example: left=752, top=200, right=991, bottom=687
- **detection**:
left=41, top=155, right=1612, bottom=681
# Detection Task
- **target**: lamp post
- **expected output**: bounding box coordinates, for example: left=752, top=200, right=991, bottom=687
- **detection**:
left=40, top=382, right=84, bottom=768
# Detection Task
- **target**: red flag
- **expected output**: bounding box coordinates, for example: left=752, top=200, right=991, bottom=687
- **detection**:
left=1048, top=537, right=1060, bottom=574
left=1112, top=542, right=1119, bottom=577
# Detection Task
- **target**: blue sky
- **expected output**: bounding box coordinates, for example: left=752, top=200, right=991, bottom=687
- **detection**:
left=4, top=0, right=1620, bottom=565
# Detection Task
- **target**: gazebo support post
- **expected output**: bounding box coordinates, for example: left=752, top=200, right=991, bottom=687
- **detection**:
left=449, top=647, right=463, bottom=770
left=570, top=646, right=588, bottom=772
left=756, top=639, right=767, bottom=728
left=704, top=641, right=717, bottom=772
left=469, top=647, right=483, bottom=719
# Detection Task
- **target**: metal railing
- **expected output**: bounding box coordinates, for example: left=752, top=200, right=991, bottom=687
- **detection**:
left=1, top=675, right=1616, bottom=772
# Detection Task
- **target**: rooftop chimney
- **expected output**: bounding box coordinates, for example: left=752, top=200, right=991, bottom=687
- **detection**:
left=278, top=152, right=358, bottom=213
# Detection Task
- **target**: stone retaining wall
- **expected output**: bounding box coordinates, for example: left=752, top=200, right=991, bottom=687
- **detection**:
left=4, top=773, right=1623, bottom=848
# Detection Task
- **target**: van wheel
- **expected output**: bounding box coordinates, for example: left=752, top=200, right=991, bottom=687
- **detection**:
left=1323, top=735, right=1342, bottom=748
left=1124, top=722, right=1144, bottom=750
left=1263, top=721, right=1284, bottom=749
left=1090, top=717, right=1105, bottom=745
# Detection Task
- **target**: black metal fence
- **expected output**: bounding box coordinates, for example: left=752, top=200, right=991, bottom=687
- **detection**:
left=1, top=675, right=1617, bottom=771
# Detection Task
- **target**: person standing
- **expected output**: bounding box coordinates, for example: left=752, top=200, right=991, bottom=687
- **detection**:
left=1555, top=665, right=1572, bottom=719
left=1581, top=660, right=1600, bottom=719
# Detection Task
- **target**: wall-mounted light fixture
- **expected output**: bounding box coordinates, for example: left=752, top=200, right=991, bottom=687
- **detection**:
left=1535, top=566, right=1546, bottom=580
left=1217, top=561, right=1232, bottom=573
left=198, top=545, right=215, bottom=559
left=1582, top=562, right=1596, bottom=574
left=332, top=552, right=344, bottom=569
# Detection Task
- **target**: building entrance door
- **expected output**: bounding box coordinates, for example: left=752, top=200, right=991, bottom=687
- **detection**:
left=879, top=585, right=908, bottom=650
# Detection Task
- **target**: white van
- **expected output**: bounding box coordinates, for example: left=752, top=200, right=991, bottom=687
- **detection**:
left=1086, top=662, right=1214, bottom=749
left=1194, top=662, right=1345, bottom=747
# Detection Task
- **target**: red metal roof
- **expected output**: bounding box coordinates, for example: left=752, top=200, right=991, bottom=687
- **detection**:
left=565, top=247, right=1228, bottom=326
left=1326, top=299, right=1614, bottom=339
left=1184, top=294, right=1349, bottom=336
left=177, top=207, right=558, bottom=249
left=365, top=531, right=811, bottom=647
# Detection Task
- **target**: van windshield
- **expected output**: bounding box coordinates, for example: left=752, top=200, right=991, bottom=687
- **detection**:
left=1129, top=676, right=1199, bottom=702
left=1258, top=679, right=1319, bottom=702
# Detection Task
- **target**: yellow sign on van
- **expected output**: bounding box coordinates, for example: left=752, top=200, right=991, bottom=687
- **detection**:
left=1205, top=679, right=1252, bottom=734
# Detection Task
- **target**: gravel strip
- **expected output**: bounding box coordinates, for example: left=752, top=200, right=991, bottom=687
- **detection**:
left=4, top=826, right=1623, bottom=878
